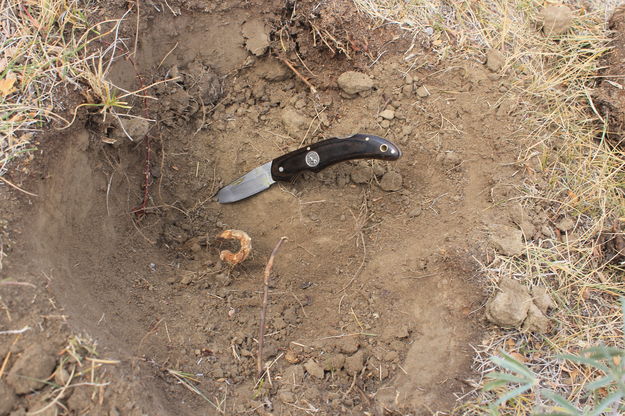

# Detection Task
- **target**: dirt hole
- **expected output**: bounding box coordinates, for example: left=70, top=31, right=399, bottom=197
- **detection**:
left=16, top=1, right=530, bottom=414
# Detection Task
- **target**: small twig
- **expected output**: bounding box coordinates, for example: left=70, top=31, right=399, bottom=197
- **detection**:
left=0, top=281, right=36, bottom=288
left=0, top=176, right=38, bottom=197
left=257, top=237, right=287, bottom=378
left=0, top=326, right=31, bottom=335
left=278, top=57, right=317, bottom=94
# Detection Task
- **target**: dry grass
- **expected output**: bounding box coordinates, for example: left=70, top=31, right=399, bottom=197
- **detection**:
left=355, top=0, right=625, bottom=414
left=0, top=0, right=135, bottom=176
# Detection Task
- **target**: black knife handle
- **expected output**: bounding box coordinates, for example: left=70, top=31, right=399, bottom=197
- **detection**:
left=270, top=134, right=402, bottom=181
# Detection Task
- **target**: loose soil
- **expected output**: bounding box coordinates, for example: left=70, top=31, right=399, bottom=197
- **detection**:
left=1, top=1, right=538, bottom=415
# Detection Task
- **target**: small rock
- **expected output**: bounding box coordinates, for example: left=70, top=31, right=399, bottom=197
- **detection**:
left=489, top=224, right=525, bottom=256
left=401, top=84, right=413, bottom=98
left=322, top=353, right=346, bottom=371
left=335, top=336, right=360, bottom=354
left=522, top=302, right=552, bottom=333
left=486, top=277, right=532, bottom=328
left=401, top=125, right=414, bottom=137
left=379, top=109, right=395, bottom=120
left=542, top=5, right=573, bottom=36
left=241, top=19, right=270, bottom=56
left=337, top=71, right=374, bottom=96
left=404, top=74, right=413, bottom=85
left=372, top=164, right=386, bottom=177
left=344, top=350, right=365, bottom=376
left=303, top=360, right=324, bottom=379
left=408, top=207, right=422, bottom=218
left=379, top=171, right=403, bottom=192
left=281, top=108, right=309, bottom=136
left=485, top=49, right=505, bottom=73
left=6, top=345, right=56, bottom=394
left=556, top=217, right=575, bottom=232
left=416, top=85, right=430, bottom=98
left=351, top=165, right=372, bottom=184
left=277, top=389, right=296, bottom=403
left=380, top=120, right=390, bottom=129
left=531, top=286, right=555, bottom=315
left=117, top=118, right=150, bottom=141
left=0, top=381, right=16, bottom=416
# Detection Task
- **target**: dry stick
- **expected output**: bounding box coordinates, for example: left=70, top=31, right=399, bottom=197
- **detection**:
left=278, top=57, right=317, bottom=95
left=257, top=237, right=288, bottom=379
left=0, top=176, right=38, bottom=197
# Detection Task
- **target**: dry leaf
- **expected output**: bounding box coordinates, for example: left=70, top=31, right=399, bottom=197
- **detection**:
left=0, top=73, right=17, bottom=96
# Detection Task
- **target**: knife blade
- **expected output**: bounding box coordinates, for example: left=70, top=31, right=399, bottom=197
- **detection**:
left=216, top=133, right=402, bottom=203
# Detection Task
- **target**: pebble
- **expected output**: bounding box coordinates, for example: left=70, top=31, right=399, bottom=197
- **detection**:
left=379, top=171, right=403, bottom=192
left=404, top=74, right=413, bottom=85
left=485, top=48, right=505, bottom=73
left=486, top=277, right=531, bottom=328
left=337, top=71, right=374, bottom=96
left=379, top=109, right=395, bottom=120
left=402, top=84, right=413, bottom=98
left=416, top=85, right=430, bottom=98
left=380, top=120, right=390, bottom=129
left=408, top=207, right=422, bottom=218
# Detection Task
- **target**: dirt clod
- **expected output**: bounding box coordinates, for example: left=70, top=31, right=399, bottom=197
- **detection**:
left=255, top=59, right=292, bottom=82
left=6, top=344, right=56, bottom=395
left=303, top=359, right=325, bottom=379
left=0, top=381, right=16, bottom=416
left=485, top=49, right=505, bottom=72
left=531, top=285, right=555, bottom=315
left=416, top=85, right=430, bottom=98
left=281, top=108, right=310, bottom=136
left=489, top=224, right=524, bottom=256
left=322, top=353, right=346, bottom=371
left=379, top=171, right=403, bottom=192
left=556, top=217, right=575, bottom=232
left=337, top=71, right=374, bottom=96
left=523, top=302, right=552, bottom=333
left=241, top=19, right=270, bottom=56
left=282, top=365, right=304, bottom=385
left=380, top=109, right=395, bottom=120
left=486, top=277, right=531, bottom=328
left=344, top=350, right=365, bottom=376
left=116, top=117, right=151, bottom=141
left=541, top=5, right=573, bottom=36
left=335, top=336, right=360, bottom=354
left=351, top=165, right=372, bottom=184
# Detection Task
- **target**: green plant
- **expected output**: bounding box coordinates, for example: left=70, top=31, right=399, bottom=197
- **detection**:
left=486, top=298, right=625, bottom=416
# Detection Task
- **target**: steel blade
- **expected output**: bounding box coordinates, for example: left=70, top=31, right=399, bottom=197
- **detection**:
left=216, top=162, right=275, bottom=203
